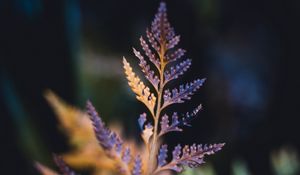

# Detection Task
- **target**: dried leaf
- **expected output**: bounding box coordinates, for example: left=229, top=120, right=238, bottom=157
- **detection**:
left=123, top=58, right=156, bottom=113
left=141, top=123, right=154, bottom=145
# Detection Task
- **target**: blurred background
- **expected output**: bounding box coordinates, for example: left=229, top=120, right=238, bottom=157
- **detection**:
left=1, top=0, right=300, bottom=174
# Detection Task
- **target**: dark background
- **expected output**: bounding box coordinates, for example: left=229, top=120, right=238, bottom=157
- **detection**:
left=1, top=0, right=300, bottom=174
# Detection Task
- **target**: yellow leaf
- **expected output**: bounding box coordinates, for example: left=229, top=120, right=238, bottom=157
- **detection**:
left=45, top=90, right=95, bottom=146
left=123, top=57, right=156, bottom=114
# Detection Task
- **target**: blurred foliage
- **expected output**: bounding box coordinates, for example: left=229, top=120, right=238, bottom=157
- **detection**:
left=271, top=146, right=300, bottom=175
left=38, top=91, right=146, bottom=175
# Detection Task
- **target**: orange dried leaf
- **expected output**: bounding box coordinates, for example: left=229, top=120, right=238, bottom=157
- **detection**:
left=123, top=58, right=156, bottom=114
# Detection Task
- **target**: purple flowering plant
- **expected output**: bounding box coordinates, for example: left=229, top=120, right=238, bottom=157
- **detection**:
left=45, top=2, right=224, bottom=175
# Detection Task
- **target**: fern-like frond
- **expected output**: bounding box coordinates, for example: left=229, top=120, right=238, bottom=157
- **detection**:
left=139, top=37, right=160, bottom=71
left=159, top=113, right=182, bottom=136
left=162, top=79, right=206, bottom=109
left=86, top=101, right=132, bottom=175
left=146, top=29, right=160, bottom=52
left=133, top=48, right=160, bottom=90
left=123, top=58, right=156, bottom=114
left=155, top=143, right=225, bottom=173
left=164, top=59, right=192, bottom=84
left=166, top=35, right=180, bottom=50
left=165, top=48, right=186, bottom=63
left=87, top=100, right=119, bottom=151
left=151, top=2, right=174, bottom=43
left=159, top=104, right=202, bottom=137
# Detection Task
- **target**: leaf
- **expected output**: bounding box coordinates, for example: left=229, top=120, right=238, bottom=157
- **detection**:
left=163, top=78, right=206, bottom=108
left=146, top=29, right=160, bottom=52
left=123, top=58, right=156, bottom=113
left=166, top=35, right=180, bottom=50
left=45, top=91, right=95, bottom=145
left=160, top=143, right=225, bottom=173
left=45, top=91, right=129, bottom=173
left=160, top=114, right=170, bottom=134
left=181, top=104, right=202, bottom=127
left=158, top=144, right=168, bottom=167
left=86, top=101, right=133, bottom=175
left=165, top=48, right=186, bottom=63
left=132, top=155, right=143, bottom=175
left=53, top=154, right=77, bottom=175
left=141, top=123, right=154, bottom=145
left=159, top=105, right=202, bottom=136
left=151, top=2, right=175, bottom=43
left=139, top=37, right=160, bottom=71
left=138, top=113, right=147, bottom=130
left=164, top=59, right=192, bottom=84
left=86, top=101, right=119, bottom=151
left=138, top=113, right=153, bottom=146
left=159, top=113, right=182, bottom=136
left=133, top=48, right=160, bottom=90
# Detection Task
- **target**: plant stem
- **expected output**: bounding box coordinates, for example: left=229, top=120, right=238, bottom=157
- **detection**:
left=146, top=42, right=166, bottom=175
